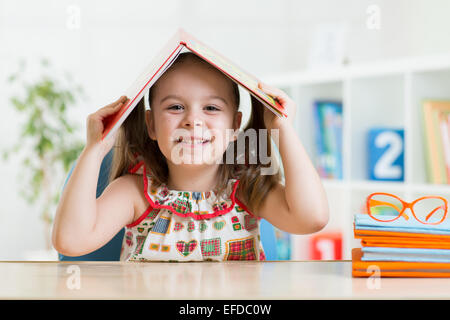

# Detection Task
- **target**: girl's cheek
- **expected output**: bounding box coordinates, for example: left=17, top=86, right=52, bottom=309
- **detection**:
left=157, top=116, right=178, bottom=133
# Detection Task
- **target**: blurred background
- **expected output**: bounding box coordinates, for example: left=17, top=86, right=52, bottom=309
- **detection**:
left=1, top=0, right=450, bottom=261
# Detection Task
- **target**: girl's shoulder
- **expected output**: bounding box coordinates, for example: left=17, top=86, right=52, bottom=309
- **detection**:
left=115, top=173, right=149, bottom=218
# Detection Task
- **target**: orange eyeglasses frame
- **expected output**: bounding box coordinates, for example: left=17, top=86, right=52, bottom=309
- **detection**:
left=366, top=192, right=449, bottom=225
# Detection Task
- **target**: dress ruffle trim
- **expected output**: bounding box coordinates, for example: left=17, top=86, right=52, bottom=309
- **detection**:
left=129, top=159, right=240, bottom=221
left=128, top=154, right=261, bottom=220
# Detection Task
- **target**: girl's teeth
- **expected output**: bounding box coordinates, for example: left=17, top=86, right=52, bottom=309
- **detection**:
left=178, top=139, right=209, bottom=144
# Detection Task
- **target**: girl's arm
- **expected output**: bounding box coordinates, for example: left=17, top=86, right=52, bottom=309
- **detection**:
left=256, top=83, right=329, bottom=234
left=52, top=96, right=135, bottom=256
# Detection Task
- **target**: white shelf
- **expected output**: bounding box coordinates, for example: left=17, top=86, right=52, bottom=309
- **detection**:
left=263, top=54, right=450, bottom=261
left=267, top=53, right=450, bottom=87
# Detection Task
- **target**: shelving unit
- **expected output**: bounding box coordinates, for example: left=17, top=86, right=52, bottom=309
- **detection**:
left=263, top=54, right=450, bottom=260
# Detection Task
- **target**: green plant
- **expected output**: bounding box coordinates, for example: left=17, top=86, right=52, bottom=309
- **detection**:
left=3, top=58, right=85, bottom=250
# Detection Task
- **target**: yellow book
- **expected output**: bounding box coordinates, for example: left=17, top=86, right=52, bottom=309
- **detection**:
left=423, top=101, right=450, bottom=184
left=432, top=108, right=447, bottom=183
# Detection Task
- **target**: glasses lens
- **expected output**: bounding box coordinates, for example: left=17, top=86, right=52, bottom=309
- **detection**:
left=413, top=197, right=447, bottom=224
left=368, top=194, right=404, bottom=221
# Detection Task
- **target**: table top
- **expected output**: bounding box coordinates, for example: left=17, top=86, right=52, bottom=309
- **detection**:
left=1, top=260, right=450, bottom=299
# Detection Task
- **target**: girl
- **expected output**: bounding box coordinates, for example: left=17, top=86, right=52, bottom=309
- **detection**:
left=52, top=52, right=329, bottom=261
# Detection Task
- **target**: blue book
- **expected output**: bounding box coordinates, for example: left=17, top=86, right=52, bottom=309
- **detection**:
left=313, top=101, right=343, bottom=179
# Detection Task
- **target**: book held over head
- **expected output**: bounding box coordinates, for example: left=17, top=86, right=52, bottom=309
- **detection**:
left=102, top=28, right=287, bottom=141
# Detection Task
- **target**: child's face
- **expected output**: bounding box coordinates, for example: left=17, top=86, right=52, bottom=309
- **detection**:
left=145, top=58, right=242, bottom=166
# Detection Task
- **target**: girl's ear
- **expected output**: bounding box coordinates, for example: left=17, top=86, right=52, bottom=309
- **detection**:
left=145, top=109, right=157, bottom=140
left=231, top=111, right=242, bottom=141
left=234, top=111, right=242, bottom=131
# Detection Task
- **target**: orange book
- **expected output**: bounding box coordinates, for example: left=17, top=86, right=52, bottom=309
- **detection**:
left=354, top=228, right=450, bottom=241
left=358, top=236, right=450, bottom=249
left=352, top=248, right=450, bottom=277
left=102, top=28, right=287, bottom=140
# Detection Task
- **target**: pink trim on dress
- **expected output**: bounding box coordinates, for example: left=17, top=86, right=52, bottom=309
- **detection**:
left=142, top=165, right=239, bottom=220
left=128, top=161, right=144, bottom=174
left=235, top=196, right=261, bottom=221
left=126, top=204, right=154, bottom=228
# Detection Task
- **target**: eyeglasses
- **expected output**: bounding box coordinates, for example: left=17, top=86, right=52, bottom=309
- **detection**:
left=366, top=192, right=448, bottom=225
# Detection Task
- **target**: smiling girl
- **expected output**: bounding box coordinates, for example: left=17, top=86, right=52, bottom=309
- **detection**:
left=52, top=52, right=329, bottom=261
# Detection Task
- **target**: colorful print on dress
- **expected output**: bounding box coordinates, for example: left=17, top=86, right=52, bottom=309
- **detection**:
left=149, top=243, right=170, bottom=253
left=187, top=221, right=196, bottom=232
left=192, top=191, right=202, bottom=201
left=145, top=209, right=159, bottom=221
left=134, top=236, right=146, bottom=255
left=150, top=216, right=171, bottom=235
left=231, top=215, right=241, bottom=231
left=200, top=238, right=221, bottom=257
left=199, top=222, right=208, bottom=232
left=259, top=249, right=266, bottom=261
left=213, top=220, right=226, bottom=231
left=212, top=202, right=228, bottom=212
left=244, top=214, right=258, bottom=231
left=225, top=236, right=257, bottom=260
left=232, top=223, right=242, bottom=231
left=173, top=222, right=184, bottom=232
left=181, top=191, right=190, bottom=199
left=158, top=186, right=169, bottom=198
left=169, top=198, right=192, bottom=214
left=125, top=231, right=133, bottom=247
left=176, top=240, right=198, bottom=257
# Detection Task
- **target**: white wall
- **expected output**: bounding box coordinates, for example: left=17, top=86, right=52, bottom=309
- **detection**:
left=0, top=0, right=449, bottom=260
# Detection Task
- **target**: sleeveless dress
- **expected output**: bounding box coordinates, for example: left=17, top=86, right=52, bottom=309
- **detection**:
left=120, top=161, right=266, bottom=262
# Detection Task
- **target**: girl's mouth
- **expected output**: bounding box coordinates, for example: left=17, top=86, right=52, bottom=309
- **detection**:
left=174, top=136, right=214, bottom=148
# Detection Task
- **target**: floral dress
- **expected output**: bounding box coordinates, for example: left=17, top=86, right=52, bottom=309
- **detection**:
left=120, top=161, right=266, bottom=262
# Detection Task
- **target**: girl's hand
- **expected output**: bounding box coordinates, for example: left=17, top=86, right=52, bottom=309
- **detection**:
left=86, top=95, right=129, bottom=157
left=258, top=82, right=296, bottom=130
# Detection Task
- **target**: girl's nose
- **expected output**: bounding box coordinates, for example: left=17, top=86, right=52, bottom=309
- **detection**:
left=182, top=110, right=203, bottom=128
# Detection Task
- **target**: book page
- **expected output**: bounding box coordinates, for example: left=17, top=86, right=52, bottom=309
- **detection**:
left=183, top=34, right=285, bottom=118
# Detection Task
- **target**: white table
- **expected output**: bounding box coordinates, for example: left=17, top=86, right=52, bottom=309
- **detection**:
left=1, top=260, right=450, bottom=299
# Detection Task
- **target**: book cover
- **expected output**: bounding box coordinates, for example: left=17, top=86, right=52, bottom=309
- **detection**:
left=431, top=108, right=447, bottom=183
left=102, top=28, right=287, bottom=140
left=313, top=101, right=343, bottom=179
left=442, top=113, right=450, bottom=184
left=439, top=111, right=450, bottom=183
left=313, top=101, right=326, bottom=177
left=423, top=101, right=438, bottom=183
left=352, top=248, right=450, bottom=278
left=422, top=100, right=450, bottom=184
left=274, top=227, right=291, bottom=260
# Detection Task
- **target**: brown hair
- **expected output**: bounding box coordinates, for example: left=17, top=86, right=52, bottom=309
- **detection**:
left=109, top=52, right=282, bottom=215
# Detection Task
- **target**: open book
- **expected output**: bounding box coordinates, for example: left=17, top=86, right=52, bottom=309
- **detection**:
left=102, top=28, right=287, bottom=140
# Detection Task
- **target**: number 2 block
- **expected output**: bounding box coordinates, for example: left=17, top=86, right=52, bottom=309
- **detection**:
left=367, top=128, right=404, bottom=181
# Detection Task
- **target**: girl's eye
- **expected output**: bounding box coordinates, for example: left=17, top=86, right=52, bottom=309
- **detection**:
left=168, top=104, right=184, bottom=111
left=205, top=105, right=220, bottom=111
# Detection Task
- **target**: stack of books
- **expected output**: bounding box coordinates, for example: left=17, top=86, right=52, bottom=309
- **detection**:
left=423, top=100, right=450, bottom=184
left=352, top=213, right=450, bottom=277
